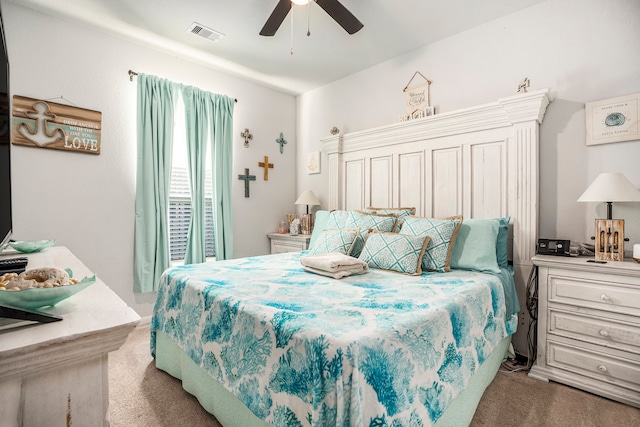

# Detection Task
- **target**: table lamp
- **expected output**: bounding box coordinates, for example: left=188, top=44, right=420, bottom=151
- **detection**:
left=578, top=173, right=640, bottom=261
left=295, top=190, right=321, bottom=235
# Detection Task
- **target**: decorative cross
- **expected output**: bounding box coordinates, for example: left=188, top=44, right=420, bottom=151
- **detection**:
left=258, top=155, right=274, bottom=180
left=276, top=132, right=287, bottom=154
left=237, top=168, right=256, bottom=198
left=240, top=128, right=253, bottom=148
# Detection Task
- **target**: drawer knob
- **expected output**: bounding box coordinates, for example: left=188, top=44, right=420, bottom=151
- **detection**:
left=599, top=329, right=609, bottom=337
left=598, top=365, right=608, bottom=373
left=600, top=294, right=611, bottom=302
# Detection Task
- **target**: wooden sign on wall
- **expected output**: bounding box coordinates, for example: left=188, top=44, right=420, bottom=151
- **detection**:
left=11, top=95, right=102, bottom=155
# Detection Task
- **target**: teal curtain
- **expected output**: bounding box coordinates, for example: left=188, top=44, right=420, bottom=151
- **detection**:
left=134, top=73, right=234, bottom=289
left=209, top=94, right=235, bottom=260
left=182, top=85, right=209, bottom=264
left=134, top=74, right=178, bottom=293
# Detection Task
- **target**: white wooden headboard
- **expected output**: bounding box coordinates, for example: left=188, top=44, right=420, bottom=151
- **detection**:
left=321, top=88, right=551, bottom=354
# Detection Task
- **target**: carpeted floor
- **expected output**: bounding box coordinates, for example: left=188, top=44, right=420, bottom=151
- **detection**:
left=109, top=325, right=640, bottom=427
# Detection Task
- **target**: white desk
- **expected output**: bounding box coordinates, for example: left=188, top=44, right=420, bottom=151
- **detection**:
left=0, top=246, right=140, bottom=426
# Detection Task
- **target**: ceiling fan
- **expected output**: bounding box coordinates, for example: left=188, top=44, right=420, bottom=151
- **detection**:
left=260, top=0, right=363, bottom=36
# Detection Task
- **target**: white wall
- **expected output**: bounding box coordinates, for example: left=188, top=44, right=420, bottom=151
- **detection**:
left=3, top=1, right=297, bottom=317
left=297, top=0, right=640, bottom=250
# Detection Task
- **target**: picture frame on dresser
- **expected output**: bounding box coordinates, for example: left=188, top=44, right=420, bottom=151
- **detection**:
left=529, top=254, right=640, bottom=408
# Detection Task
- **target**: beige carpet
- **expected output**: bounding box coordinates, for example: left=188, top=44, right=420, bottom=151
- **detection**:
left=109, top=325, right=640, bottom=427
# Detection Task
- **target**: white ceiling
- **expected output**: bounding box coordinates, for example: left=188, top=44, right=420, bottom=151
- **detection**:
left=14, top=0, right=545, bottom=95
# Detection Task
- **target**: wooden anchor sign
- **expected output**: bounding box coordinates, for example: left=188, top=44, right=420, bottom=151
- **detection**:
left=12, top=95, right=102, bottom=155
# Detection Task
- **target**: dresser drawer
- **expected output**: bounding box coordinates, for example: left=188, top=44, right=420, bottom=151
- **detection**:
left=549, top=309, right=640, bottom=353
left=268, top=233, right=310, bottom=254
left=547, top=340, right=640, bottom=391
left=549, top=274, right=640, bottom=316
left=271, top=241, right=305, bottom=253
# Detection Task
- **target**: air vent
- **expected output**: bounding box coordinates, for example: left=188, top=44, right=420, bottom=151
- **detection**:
left=187, top=22, right=225, bottom=42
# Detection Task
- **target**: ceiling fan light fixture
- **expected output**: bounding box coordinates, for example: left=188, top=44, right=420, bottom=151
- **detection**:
left=260, top=0, right=362, bottom=36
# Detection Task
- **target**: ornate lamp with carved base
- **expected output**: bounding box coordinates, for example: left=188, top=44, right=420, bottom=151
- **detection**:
left=295, top=190, right=321, bottom=235
left=578, top=173, right=640, bottom=261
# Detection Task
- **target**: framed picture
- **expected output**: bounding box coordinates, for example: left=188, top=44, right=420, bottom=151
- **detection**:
left=424, top=106, right=435, bottom=117
left=585, top=93, right=639, bottom=145
left=307, top=151, right=321, bottom=174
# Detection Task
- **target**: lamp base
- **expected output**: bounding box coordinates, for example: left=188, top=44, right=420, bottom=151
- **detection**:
left=301, top=214, right=313, bottom=235
left=594, top=219, right=624, bottom=261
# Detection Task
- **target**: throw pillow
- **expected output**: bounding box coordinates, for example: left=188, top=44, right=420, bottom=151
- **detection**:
left=450, top=218, right=501, bottom=273
left=308, top=210, right=330, bottom=248
left=496, top=216, right=511, bottom=268
left=399, top=215, right=462, bottom=272
left=365, top=207, right=416, bottom=230
left=343, top=211, right=398, bottom=257
left=358, top=230, right=430, bottom=275
left=325, top=210, right=350, bottom=230
left=307, top=228, right=360, bottom=256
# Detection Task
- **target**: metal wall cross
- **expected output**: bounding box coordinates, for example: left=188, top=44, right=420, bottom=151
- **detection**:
left=240, top=128, right=253, bottom=147
left=258, top=155, right=274, bottom=180
left=238, top=168, right=256, bottom=197
left=275, top=132, right=287, bottom=154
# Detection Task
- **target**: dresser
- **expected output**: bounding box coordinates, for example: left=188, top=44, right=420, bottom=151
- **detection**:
left=267, top=233, right=311, bottom=254
left=0, top=246, right=140, bottom=426
left=529, top=255, right=640, bottom=407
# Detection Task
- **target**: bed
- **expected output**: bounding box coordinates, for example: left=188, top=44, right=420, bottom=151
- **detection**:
left=150, top=89, right=551, bottom=426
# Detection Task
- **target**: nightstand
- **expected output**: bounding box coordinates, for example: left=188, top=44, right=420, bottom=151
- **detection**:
left=267, top=233, right=311, bottom=254
left=530, top=255, right=640, bottom=408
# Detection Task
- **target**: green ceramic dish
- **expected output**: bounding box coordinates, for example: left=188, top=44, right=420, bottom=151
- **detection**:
left=8, top=240, right=56, bottom=253
left=0, top=275, right=96, bottom=309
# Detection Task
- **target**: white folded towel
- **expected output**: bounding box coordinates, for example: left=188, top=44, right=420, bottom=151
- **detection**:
left=300, top=253, right=368, bottom=279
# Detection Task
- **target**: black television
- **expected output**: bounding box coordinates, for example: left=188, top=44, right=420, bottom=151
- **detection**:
left=0, top=3, right=11, bottom=252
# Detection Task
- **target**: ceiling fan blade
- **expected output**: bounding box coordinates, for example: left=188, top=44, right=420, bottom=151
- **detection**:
left=315, top=0, right=363, bottom=34
left=260, top=0, right=292, bottom=36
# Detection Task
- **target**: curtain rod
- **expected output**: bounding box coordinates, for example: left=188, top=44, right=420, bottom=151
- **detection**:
left=128, top=70, right=237, bottom=103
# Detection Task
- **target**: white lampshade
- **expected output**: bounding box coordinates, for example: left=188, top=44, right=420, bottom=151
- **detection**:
left=295, top=190, right=321, bottom=207
left=578, top=173, right=640, bottom=202
left=578, top=173, right=640, bottom=220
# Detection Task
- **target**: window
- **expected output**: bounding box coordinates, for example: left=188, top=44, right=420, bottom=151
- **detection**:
left=168, top=167, right=216, bottom=261
left=168, top=95, right=216, bottom=262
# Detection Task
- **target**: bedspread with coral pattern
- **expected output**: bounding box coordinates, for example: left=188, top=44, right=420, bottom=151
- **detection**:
left=151, top=251, right=517, bottom=427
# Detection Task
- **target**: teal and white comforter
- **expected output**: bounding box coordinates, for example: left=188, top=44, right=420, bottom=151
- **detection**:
left=151, top=252, right=517, bottom=427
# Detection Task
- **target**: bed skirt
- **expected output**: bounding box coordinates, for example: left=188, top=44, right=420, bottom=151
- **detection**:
left=155, top=331, right=511, bottom=427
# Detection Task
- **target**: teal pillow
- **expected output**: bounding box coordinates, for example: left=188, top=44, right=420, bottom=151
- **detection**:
left=325, top=210, right=349, bottom=230
left=450, top=219, right=501, bottom=273
left=309, top=210, right=330, bottom=249
left=365, top=207, right=416, bottom=230
left=307, top=228, right=359, bottom=255
left=399, top=216, right=462, bottom=272
left=496, top=217, right=511, bottom=268
left=343, top=211, right=398, bottom=257
left=358, top=231, right=430, bottom=275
